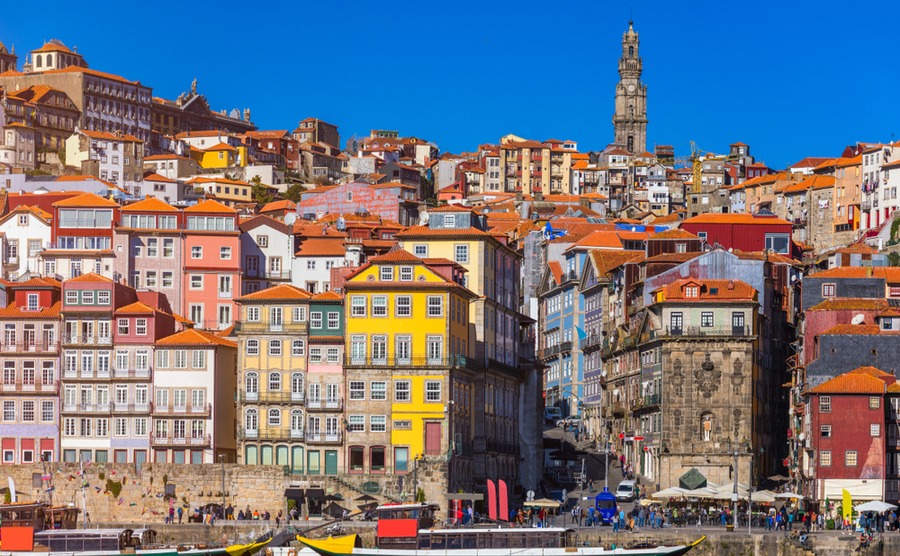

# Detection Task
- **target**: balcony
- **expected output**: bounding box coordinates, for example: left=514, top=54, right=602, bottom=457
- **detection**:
left=238, top=427, right=305, bottom=441
left=305, top=431, right=342, bottom=444
left=4, top=256, right=18, bottom=267
left=62, top=403, right=110, bottom=414
left=244, top=269, right=292, bottom=281
left=540, top=345, right=560, bottom=360
left=62, top=335, right=112, bottom=346
left=581, top=333, right=603, bottom=351
left=1, top=380, right=58, bottom=394
left=0, top=342, right=59, bottom=353
left=306, top=398, right=344, bottom=412
left=234, top=322, right=308, bottom=334
left=112, top=402, right=150, bottom=413
left=662, top=325, right=753, bottom=338
left=239, top=391, right=305, bottom=404
left=217, top=290, right=233, bottom=299
left=861, top=200, right=872, bottom=211
left=113, top=368, right=151, bottom=379
left=151, top=434, right=211, bottom=446
left=152, top=403, right=212, bottom=417
left=611, top=401, right=626, bottom=417
left=344, top=355, right=481, bottom=370
left=559, top=341, right=573, bottom=353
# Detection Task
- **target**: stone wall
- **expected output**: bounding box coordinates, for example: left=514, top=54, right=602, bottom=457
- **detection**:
left=3, top=461, right=449, bottom=524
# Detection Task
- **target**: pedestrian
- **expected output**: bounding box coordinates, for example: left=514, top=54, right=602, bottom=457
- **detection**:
left=253, top=509, right=260, bottom=520
left=177, top=506, right=184, bottom=524
left=276, top=510, right=282, bottom=527
left=588, top=506, right=596, bottom=527
left=613, top=509, right=620, bottom=533
left=168, top=505, right=175, bottom=524
left=263, top=510, right=270, bottom=521
left=618, top=508, right=626, bottom=532
left=467, top=505, right=474, bottom=526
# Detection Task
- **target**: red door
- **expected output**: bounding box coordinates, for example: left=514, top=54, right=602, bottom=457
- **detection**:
left=424, top=422, right=442, bottom=455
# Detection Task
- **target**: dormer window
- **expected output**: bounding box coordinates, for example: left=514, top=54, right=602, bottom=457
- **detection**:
left=685, top=286, right=699, bottom=298
left=26, top=294, right=39, bottom=312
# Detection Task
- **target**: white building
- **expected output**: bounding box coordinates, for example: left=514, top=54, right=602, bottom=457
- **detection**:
left=0, top=205, right=52, bottom=280
left=65, top=129, right=144, bottom=191
left=291, top=237, right=347, bottom=294
left=239, top=215, right=294, bottom=295
left=1, top=122, right=36, bottom=170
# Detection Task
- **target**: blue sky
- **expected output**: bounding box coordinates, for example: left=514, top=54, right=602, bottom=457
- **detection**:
left=2, top=0, right=899, bottom=168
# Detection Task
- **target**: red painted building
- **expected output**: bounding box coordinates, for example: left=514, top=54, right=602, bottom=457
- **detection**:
left=808, top=366, right=900, bottom=503
left=680, top=213, right=797, bottom=258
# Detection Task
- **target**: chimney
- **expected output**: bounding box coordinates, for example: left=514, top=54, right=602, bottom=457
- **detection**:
left=727, top=280, right=735, bottom=290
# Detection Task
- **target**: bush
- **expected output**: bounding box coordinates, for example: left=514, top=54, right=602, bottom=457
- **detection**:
left=106, top=479, right=123, bottom=498
left=826, top=519, right=835, bottom=530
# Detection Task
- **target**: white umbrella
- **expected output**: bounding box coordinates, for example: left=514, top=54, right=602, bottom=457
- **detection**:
left=775, top=492, right=805, bottom=500
left=682, top=487, right=717, bottom=498
left=651, top=487, right=687, bottom=499
left=712, top=490, right=747, bottom=500
left=855, top=501, right=898, bottom=513
left=526, top=498, right=563, bottom=508
left=750, top=490, right=777, bottom=503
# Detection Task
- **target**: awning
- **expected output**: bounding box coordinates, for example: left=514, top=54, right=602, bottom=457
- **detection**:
left=284, top=488, right=305, bottom=500
left=306, top=488, right=325, bottom=500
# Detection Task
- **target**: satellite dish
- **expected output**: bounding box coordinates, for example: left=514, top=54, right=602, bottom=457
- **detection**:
left=419, top=210, right=429, bottom=226
left=527, top=490, right=535, bottom=501
left=284, top=213, right=297, bottom=226
left=851, top=314, right=866, bottom=325
left=336, top=216, right=346, bottom=231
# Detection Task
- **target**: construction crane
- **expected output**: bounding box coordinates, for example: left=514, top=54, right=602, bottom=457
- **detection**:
left=671, top=141, right=705, bottom=193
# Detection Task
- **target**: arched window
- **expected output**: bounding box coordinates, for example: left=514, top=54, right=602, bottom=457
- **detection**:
left=701, top=412, right=713, bottom=442
left=268, top=372, right=281, bottom=391
left=245, top=408, right=258, bottom=431
left=290, top=409, right=303, bottom=433
left=268, top=408, right=281, bottom=426
left=35, top=55, right=42, bottom=68
left=246, top=339, right=259, bottom=355
left=245, top=372, right=258, bottom=394
left=269, top=339, right=282, bottom=356
left=628, top=46, right=634, bottom=58
left=292, top=339, right=305, bottom=356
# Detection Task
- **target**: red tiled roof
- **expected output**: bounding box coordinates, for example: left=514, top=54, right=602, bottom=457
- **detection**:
left=807, top=298, right=894, bottom=312
left=52, top=192, right=119, bottom=208
left=682, top=213, right=792, bottom=226
left=369, top=249, right=423, bottom=263
left=0, top=300, right=61, bottom=319
left=548, top=261, right=563, bottom=284
left=311, top=291, right=342, bottom=301
left=261, top=199, right=296, bottom=212
left=658, top=279, right=757, bottom=302
left=651, top=229, right=698, bottom=240
left=809, top=366, right=894, bottom=394
left=63, top=272, right=113, bottom=284
left=156, top=328, right=237, bottom=347
left=808, top=267, right=900, bottom=281
left=396, top=226, right=491, bottom=238
left=78, top=129, right=141, bottom=143
left=591, top=250, right=645, bottom=276
left=143, top=173, right=177, bottom=184
left=296, top=238, right=346, bottom=257
left=236, top=283, right=313, bottom=302
left=183, top=199, right=236, bottom=214
left=114, top=301, right=157, bottom=315
left=120, top=197, right=179, bottom=213
left=566, top=231, right=623, bottom=250
left=820, top=324, right=882, bottom=335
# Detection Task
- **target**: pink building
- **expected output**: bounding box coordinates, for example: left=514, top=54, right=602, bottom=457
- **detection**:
left=182, top=200, right=241, bottom=330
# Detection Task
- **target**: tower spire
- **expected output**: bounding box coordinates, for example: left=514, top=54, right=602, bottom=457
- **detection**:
left=612, top=20, right=647, bottom=155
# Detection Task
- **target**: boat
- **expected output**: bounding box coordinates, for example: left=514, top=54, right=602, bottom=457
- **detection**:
left=0, top=501, right=270, bottom=556
left=297, top=503, right=706, bottom=556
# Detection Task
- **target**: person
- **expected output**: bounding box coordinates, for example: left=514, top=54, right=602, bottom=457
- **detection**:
left=613, top=509, right=620, bottom=533
left=276, top=510, right=282, bottom=527
left=618, top=508, right=626, bottom=532
left=226, top=504, right=233, bottom=520
left=237, top=510, right=245, bottom=520
left=177, top=506, right=184, bottom=524
left=290, top=507, right=299, bottom=522
left=799, top=531, right=808, bottom=548
left=263, top=510, right=270, bottom=521
left=588, top=506, right=596, bottom=527
left=253, top=509, right=260, bottom=520
left=168, top=506, right=175, bottom=524
left=467, top=505, right=474, bottom=526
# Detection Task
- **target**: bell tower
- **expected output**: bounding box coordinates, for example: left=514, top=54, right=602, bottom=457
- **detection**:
left=613, top=21, right=648, bottom=154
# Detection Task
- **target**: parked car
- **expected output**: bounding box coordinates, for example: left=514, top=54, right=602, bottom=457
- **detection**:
left=615, top=480, right=636, bottom=502
left=543, top=406, right=562, bottom=424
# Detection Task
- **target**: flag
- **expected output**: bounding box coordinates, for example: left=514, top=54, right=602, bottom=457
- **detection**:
left=575, top=326, right=587, bottom=341
left=7, top=477, right=16, bottom=503
left=842, top=489, right=852, bottom=522
left=498, top=480, right=509, bottom=522
left=487, top=480, right=497, bottom=522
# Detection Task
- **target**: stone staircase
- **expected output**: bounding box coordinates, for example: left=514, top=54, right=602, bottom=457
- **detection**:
left=327, top=475, right=403, bottom=503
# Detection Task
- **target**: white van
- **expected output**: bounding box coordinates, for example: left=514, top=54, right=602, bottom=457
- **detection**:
left=543, top=406, right=563, bottom=423
left=615, top=480, right=636, bottom=502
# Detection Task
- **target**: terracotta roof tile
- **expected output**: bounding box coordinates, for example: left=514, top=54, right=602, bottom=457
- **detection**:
left=396, top=226, right=491, bottom=238
left=156, top=328, right=237, bottom=348
left=52, top=192, right=119, bottom=208
left=236, top=284, right=312, bottom=302
left=143, top=173, right=177, bottom=184
left=0, top=300, right=60, bottom=319
left=78, top=129, right=141, bottom=143
left=651, top=228, right=697, bottom=240
left=808, top=267, right=900, bottom=281
left=820, top=324, right=882, bottom=335
left=183, top=199, right=236, bottom=214
left=548, top=261, right=563, bottom=284
left=807, top=298, right=894, bottom=311
left=682, top=213, right=792, bottom=226
left=369, top=249, right=423, bottom=263
left=63, top=272, right=113, bottom=284
left=114, top=301, right=157, bottom=315
left=311, top=291, right=343, bottom=301
left=591, top=250, right=645, bottom=276
left=566, top=230, right=624, bottom=250
left=809, top=366, right=894, bottom=394
left=121, top=197, right=179, bottom=213
left=296, top=238, right=347, bottom=257
left=261, top=199, right=296, bottom=212
left=658, top=279, right=757, bottom=302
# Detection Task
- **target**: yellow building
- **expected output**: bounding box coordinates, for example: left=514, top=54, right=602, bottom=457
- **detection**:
left=234, top=284, right=311, bottom=472
left=343, top=249, right=477, bottom=486
left=186, top=177, right=253, bottom=206
left=189, top=142, right=248, bottom=169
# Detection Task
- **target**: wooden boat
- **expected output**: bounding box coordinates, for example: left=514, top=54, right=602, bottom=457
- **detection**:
left=298, top=503, right=706, bottom=556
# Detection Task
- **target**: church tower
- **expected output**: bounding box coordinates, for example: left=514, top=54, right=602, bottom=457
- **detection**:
left=613, top=21, right=648, bottom=154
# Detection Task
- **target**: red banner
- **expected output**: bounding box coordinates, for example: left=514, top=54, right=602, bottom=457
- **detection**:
left=498, top=480, right=509, bottom=522
left=487, top=479, right=497, bottom=521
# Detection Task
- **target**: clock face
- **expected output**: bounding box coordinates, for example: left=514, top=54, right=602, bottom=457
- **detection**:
left=627, top=84, right=635, bottom=93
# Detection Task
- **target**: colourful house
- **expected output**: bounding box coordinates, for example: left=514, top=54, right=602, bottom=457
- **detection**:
left=343, top=249, right=476, bottom=480
left=189, top=142, right=248, bottom=169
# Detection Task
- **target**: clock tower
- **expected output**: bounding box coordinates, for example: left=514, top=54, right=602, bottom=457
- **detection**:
left=613, top=21, right=647, bottom=154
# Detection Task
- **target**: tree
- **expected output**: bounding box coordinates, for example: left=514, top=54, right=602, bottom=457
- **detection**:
left=250, top=176, right=274, bottom=205
left=283, top=184, right=306, bottom=203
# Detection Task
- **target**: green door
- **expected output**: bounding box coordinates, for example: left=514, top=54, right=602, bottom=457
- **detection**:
left=325, top=450, right=338, bottom=475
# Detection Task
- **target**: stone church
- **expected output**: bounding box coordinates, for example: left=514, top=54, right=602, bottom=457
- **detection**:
left=612, top=21, right=648, bottom=155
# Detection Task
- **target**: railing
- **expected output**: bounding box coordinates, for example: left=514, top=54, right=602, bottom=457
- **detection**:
left=152, top=403, right=212, bottom=416
left=662, top=325, right=752, bottom=338
left=151, top=434, right=211, bottom=446
left=244, top=269, right=292, bottom=280
left=63, top=368, right=113, bottom=379
left=641, top=394, right=661, bottom=408
left=559, top=341, right=573, bottom=353
left=218, top=290, right=233, bottom=299
left=581, top=333, right=603, bottom=351
left=861, top=200, right=872, bottom=211
left=113, top=368, right=151, bottom=379
left=238, top=391, right=305, bottom=404
left=610, top=401, right=626, bottom=416
left=62, top=403, right=111, bottom=413
left=306, top=398, right=344, bottom=411
left=1, top=380, right=58, bottom=393
left=234, top=322, right=308, bottom=334
left=237, top=427, right=305, bottom=441
left=344, top=355, right=481, bottom=369
left=540, top=345, right=560, bottom=359
left=305, top=431, right=342, bottom=444
left=4, top=256, right=18, bottom=266
left=62, top=335, right=112, bottom=345
left=0, top=342, right=59, bottom=353
left=112, top=402, right=150, bottom=413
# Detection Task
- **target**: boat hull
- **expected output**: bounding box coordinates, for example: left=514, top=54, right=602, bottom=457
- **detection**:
left=298, top=534, right=706, bottom=556
left=0, top=539, right=267, bottom=556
